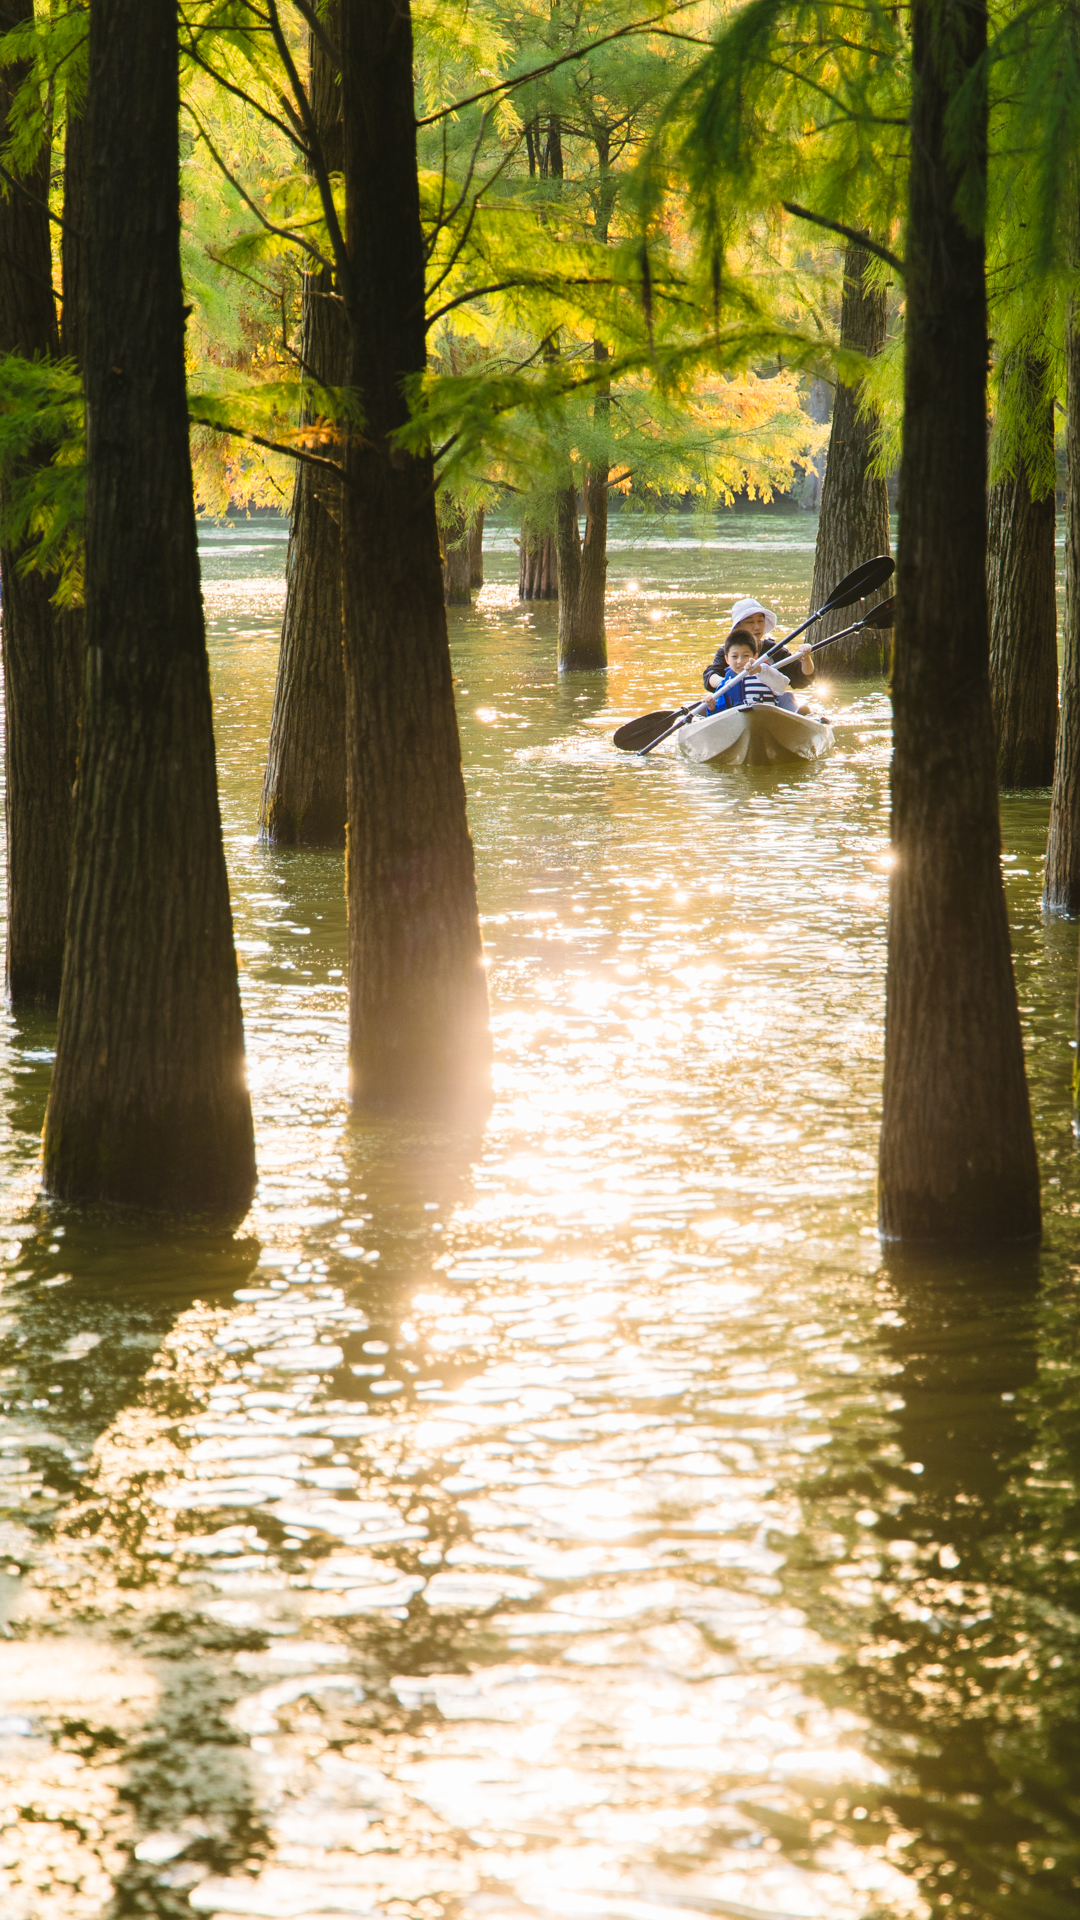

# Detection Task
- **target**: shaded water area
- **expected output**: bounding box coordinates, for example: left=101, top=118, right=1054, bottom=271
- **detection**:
left=0, top=512, right=1079, bottom=1920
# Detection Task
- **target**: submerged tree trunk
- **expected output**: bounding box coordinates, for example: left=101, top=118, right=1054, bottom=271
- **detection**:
left=0, top=0, right=81, bottom=1007
left=556, top=346, right=610, bottom=672
left=440, top=501, right=471, bottom=606
left=519, top=521, right=557, bottom=598
left=43, top=0, right=255, bottom=1212
left=338, top=0, right=490, bottom=1113
left=1045, top=304, right=1080, bottom=914
left=260, top=4, right=346, bottom=847
left=809, top=238, right=892, bottom=674
left=469, top=508, right=484, bottom=588
left=878, top=0, right=1039, bottom=1244
left=987, top=359, right=1058, bottom=788
left=555, top=475, right=609, bottom=671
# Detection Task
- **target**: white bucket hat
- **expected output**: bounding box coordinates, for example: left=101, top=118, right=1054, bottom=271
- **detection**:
left=728, top=596, right=777, bottom=635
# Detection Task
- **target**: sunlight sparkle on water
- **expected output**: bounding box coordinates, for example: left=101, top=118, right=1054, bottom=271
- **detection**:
left=0, top=515, right=1076, bottom=1920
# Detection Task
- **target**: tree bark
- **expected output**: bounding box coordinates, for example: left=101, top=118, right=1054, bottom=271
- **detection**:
left=338, top=0, right=490, bottom=1113
left=878, top=0, right=1040, bottom=1244
left=42, top=0, right=255, bottom=1212
left=440, top=501, right=471, bottom=606
left=61, top=92, right=87, bottom=369
left=260, top=4, right=346, bottom=848
left=469, top=507, right=484, bottom=588
left=554, top=475, right=582, bottom=645
left=1045, top=304, right=1080, bottom=913
left=555, top=344, right=610, bottom=673
left=518, top=521, right=557, bottom=598
left=0, top=0, right=81, bottom=1007
left=555, top=468, right=609, bottom=671
left=809, top=238, right=892, bottom=674
left=987, top=358, right=1058, bottom=788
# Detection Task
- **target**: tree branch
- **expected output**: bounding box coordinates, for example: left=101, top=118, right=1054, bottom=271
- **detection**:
left=179, top=37, right=306, bottom=153
left=264, top=0, right=353, bottom=312
left=425, top=275, right=615, bottom=329
left=0, top=159, right=77, bottom=237
left=418, top=3, right=700, bottom=127
left=193, top=414, right=346, bottom=478
left=184, top=104, right=335, bottom=274
left=782, top=203, right=904, bottom=275
left=290, top=0, right=339, bottom=65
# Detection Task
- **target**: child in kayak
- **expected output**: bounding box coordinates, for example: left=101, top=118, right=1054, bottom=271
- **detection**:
left=703, top=632, right=798, bottom=713
left=705, top=595, right=815, bottom=691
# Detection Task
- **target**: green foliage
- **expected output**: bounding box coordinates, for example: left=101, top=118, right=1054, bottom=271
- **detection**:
left=0, top=352, right=84, bottom=605
left=0, top=1, right=87, bottom=175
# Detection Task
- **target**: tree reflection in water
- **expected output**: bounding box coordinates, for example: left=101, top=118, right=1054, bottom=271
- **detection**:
left=788, top=1248, right=1080, bottom=1915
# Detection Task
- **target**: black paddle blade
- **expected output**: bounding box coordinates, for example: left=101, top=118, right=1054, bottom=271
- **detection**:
left=861, top=595, right=895, bottom=629
left=822, top=554, right=895, bottom=612
left=613, top=709, right=679, bottom=751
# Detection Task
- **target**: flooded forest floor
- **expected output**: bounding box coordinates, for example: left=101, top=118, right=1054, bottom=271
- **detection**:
left=0, top=514, right=1078, bottom=1920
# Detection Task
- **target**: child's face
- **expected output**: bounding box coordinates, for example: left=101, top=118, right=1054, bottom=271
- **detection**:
left=725, top=642, right=756, bottom=675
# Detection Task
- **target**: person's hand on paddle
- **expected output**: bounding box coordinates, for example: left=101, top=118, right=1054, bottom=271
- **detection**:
left=791, top=645, right=814, bottom=676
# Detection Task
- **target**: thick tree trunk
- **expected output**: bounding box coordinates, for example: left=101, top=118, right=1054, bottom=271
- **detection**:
left=809, top=239, right=892, bottom=675
left=440, top=502, right=471, bottom=606
left=878, top=0, right=1039, bottom=1244
left=518, top=522, right=557, bottom=598
left=338, top=0, right=490, bottom=1113
left=1045, top=307, right=1080, bottom=914
left=469, top=508, right=484, bottom=588
left=0, top=0, right=81, bottom=1007
left=987, top=361, right=1058, bottom=788
left=260, top=5, right=346, bottom=848
left=42, top=0, right=255, bottom=1212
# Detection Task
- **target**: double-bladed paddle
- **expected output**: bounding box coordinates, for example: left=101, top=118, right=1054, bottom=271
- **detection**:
left=623, top=595, right=894, bottom=758
left=612, top=556, right=895, bottom=754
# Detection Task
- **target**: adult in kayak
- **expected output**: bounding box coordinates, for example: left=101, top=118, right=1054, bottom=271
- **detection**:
left=704, top=595, right=815, bottom=693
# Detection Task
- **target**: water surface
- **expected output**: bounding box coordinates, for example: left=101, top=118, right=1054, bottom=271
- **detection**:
left=0, top=513, right=1077, bottom=1920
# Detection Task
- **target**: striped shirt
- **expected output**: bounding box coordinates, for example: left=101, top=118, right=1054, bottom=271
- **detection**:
left=710, top=665, right=797, bottom=713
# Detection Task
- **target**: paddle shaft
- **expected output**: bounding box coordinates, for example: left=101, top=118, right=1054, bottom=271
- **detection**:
left=739, top=553, right=893, bottom=656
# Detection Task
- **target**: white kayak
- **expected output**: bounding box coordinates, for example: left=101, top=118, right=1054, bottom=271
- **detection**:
left=678, top=703, right=835, bottom=767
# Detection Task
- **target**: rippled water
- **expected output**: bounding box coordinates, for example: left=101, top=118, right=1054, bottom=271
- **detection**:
left=0, top=512, right=1078, bottom=1920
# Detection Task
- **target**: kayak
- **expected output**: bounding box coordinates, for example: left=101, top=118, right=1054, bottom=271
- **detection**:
left=677, top=704, right=835, bottom=768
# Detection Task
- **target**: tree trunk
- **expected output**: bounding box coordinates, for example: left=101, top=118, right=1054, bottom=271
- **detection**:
left=556, top=341, right=610, bottom=672
left=566, top=463, right=609, bottom=669
left=987, top=358, right=1058, bottom=788
left=42, top=0, right=255, bottom=1213
left=518, top=522, right=557, bottom=598
left=61, top=92, right=87, bottom=368
left=556, top=479, right=609, bottom=671
left=338, top=0, right=490, bottom=1113
left=440, top=502, right=471, bottom=606
left=1045, top=305, right=1080, bottom=913
left=554, top=477, right=582, bottom=646
left=878, top=0, right=1040, bottom=1244
left=809, top=238, right=892, bottom=674
left=469, top=507, right=484, bottom=588
left=0, top=0, right=81, bottom=1007
left=259, top=4, right=346, bottom=848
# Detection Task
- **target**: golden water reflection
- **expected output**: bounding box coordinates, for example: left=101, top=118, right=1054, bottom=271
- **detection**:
left=0, top=516, right=1076, bottom=1918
